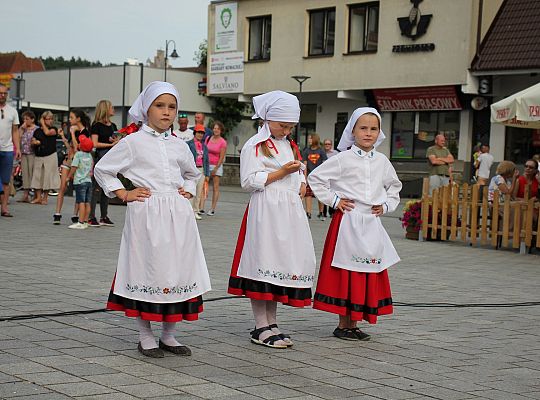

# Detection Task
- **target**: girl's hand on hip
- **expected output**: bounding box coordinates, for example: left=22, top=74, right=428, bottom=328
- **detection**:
left=178, top=187, right=192, bottom=199
left=371, top=204, right=384, bottom=216
left=337, top=199, right=355, bottom=212
left=128, top=187, right=151, bottom=202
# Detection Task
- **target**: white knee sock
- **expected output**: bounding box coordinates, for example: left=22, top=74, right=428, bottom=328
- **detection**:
left=137, top=317, right=157, bottom=350
left=266, top=301, right=278, bottom=327
left=161, top=322, right=182, bottom=347
left=251, top=300, right=285, bottom=345
left=251, top=299, right=269, bottom=329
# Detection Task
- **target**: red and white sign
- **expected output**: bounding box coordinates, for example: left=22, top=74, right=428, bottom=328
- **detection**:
left=373, top=86, right=462, bottom=111
left=491, top=82, right=540, bottom=129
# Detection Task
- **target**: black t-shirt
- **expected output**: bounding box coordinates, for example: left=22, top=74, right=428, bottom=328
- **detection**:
left=33, top=128, right=58, bottom=157
left=90, top=122, right=117, bottom=158
left=90, top=122, right=118, bottom=144
left=74, top=128, right=91, bottom=143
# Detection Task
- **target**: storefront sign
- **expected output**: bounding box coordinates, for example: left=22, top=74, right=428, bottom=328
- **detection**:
left=392, top=43, right=435, bottom=53
left=209, top=52, right=244, bottom=74
left=208, top=73, right=244, bottom=95
left=374, top=86, right=462, bottom=111
left=215, top=2, right=238, bottom=53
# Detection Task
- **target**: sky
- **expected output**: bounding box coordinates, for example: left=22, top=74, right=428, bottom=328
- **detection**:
left=3, top=0, right=212, bottom=68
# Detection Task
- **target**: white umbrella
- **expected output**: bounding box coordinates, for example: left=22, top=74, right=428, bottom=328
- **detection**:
left=490, top=82, right=540, bottom=129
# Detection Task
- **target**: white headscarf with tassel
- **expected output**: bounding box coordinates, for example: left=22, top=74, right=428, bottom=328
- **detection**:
left=337, top=107, right=386, bottom=151
left=242, top=90, right=300, bottom=150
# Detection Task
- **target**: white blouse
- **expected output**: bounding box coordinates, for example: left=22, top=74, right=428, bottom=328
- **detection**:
left=240, top=137, right=306, bottom=192
left=308, top=145, right=402, bottom=214
left=95, top=125, right=201, bottom=198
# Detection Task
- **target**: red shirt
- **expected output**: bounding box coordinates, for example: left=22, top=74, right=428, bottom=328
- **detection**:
left=516, top=175, right=539, bottom=198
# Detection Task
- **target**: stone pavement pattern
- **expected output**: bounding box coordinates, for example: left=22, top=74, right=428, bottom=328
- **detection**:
left=0, top=186, right=539, bottom=400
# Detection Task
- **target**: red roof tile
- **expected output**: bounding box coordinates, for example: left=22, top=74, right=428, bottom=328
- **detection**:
left=471, top=0, right=540, bottom=72
left=0, top=52, right=45, bottom=73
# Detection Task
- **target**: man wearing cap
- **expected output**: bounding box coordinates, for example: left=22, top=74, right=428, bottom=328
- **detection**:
left=173, top=112, right=193, bottom=141
left=190, top=112, right=213, bottom=142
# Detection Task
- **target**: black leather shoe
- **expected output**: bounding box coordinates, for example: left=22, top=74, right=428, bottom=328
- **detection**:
left=137, top=342, right=164, bottom=358
left=159, top=340, right=192, bottom=356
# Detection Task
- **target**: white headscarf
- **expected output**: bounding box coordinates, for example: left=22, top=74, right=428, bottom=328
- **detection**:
left=128, top=81, right=180, bottom=124
left=242, top=90, right=300, bottom=150
left=337, top=107, right=386, bottom=151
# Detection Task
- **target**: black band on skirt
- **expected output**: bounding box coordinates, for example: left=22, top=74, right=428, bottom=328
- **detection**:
left=314, top=293, right=392, bottom=316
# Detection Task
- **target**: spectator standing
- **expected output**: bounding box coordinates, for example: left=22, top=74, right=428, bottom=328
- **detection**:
left=187, top=124, right=209, bottom=220
left=302, top=133, right=327, bottom=220
left=426, top=134, right=454, bottom=194
left=89, top=100, right=119, bottom=227
left=203, top=121, right=227, bottom=216
left=475, top=144, right=494, bottom=186
left=190, top=112, right=212, bottom=142
left=18, top=111, right=38, bottom=203
left=68, top=136, right=94, bottom=229
left=0, top=84, right=20, bottom=217
left=173, top=112, right=193, bottom=141
left=30, top=112, right=60, bottom=205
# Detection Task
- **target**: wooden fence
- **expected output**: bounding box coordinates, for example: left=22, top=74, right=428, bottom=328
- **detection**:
left=420, top=178, right=539, bottom=253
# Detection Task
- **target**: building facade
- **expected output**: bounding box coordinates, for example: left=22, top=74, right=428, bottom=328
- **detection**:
left=207, top=0, right=512, bottom=192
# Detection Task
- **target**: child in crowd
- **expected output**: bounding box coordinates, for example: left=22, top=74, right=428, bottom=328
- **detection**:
left=94, top=81, right=211, bottom=358
left=228, top=91, right=316, bottom=348
left=68, top=135, right=94, bottom=229
left=186, top=124, right=209, bottom=220
left=308, top=108, right=402, bottom=341
left=302, top=132, right=327, bottom=220
left=54, top=109, right=91, bottom=224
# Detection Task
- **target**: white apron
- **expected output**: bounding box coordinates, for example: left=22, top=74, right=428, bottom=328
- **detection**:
left=238, top=186, right=316, bottom=288
left=332, top=205, right=400, bottom=273
left=113, top=190, right=211, bottom=303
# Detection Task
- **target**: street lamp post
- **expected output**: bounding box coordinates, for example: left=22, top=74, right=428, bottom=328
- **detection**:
left=291, top=75, right=311, bottom=147
left=164, top=40, right=179, bottom=82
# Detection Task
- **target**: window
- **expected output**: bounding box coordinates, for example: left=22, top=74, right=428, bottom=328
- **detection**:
left=391, top=111, right=460, bottom=160
left=505, top=127, right=540, bottom=164
left=348, top=3, right=379, bottom=53
left=308, top=8, right=335, bottom=56
left=248, top=16, right=271, bottom=61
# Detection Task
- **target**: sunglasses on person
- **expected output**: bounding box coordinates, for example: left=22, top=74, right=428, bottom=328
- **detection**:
left=178, top=113, right=188, bottom=118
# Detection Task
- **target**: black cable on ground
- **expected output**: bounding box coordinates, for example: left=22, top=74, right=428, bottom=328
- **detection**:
left=1, top=297, right=540, bottom=322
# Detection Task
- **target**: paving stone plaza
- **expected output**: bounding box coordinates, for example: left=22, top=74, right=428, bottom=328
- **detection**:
left=0, top=187, right=539, bottom=399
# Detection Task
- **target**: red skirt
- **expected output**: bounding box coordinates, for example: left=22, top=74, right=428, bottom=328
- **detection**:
left=313, top=211, right=393, bottom=324
left=106, top=276, right=204, bottom=322
left=228, top=205, right=312, bottom=307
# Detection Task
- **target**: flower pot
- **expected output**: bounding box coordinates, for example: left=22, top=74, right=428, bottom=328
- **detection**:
left=405, top=225, right=419, bottom=240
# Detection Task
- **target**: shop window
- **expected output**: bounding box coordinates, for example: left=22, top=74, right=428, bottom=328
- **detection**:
left=391, top=111, right=460, bottom=160
left=309, top=8, right=335, bottom=56
left=348, top=2, right=379, bottom=53
left=505, top=127, right=540, bottom=164
left=248, top=16, right=271, bottom=61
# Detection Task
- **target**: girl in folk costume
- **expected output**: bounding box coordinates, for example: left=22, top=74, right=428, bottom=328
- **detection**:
left=228, top=91, right=316, bottom=349
left=94, top=82, right=211, bottom=358
left=308, top=108, right=401, bottom=341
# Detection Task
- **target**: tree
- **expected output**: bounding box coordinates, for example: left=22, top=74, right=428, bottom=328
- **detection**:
left=193, top=39, right=208, bottom=67
left=210, top=97, right=247, bottom=137
left=40, top=56, right=104, bottom=70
